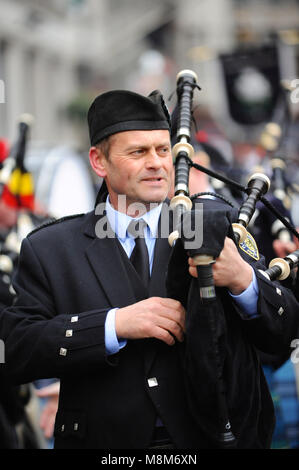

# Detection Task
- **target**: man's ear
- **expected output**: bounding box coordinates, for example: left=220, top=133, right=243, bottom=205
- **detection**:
left=89, top=146, right=107, bottom=178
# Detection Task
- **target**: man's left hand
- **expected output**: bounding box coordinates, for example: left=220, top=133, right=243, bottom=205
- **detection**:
left=188, top=237, right=253, bottom=295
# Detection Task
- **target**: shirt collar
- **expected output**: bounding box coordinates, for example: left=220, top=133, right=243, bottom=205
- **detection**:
left=105, top=195, right=163, bottom=241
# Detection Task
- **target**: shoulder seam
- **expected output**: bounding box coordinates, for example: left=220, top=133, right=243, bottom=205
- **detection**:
left=27, top=213, right=85, bottom=237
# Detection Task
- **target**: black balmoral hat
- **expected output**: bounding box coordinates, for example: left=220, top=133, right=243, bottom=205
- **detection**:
left=87, top=89, right=171, bottom=146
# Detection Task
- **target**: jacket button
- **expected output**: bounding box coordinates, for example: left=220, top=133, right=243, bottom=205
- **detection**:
left=65, top=329, right=73, bottom=337
left=148, top=377, right=158, bottom=387
left=278, top=307, right=284, bottom=315
left=71, top=316, right=78, bottom=323
left=59, top=348, right=67, bottom=356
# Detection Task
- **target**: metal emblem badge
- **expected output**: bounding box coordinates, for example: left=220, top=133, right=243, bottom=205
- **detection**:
left=239, top=231, right=260, bottom=260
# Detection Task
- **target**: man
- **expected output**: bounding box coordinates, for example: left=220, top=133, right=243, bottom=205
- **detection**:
left=0, top=89, right=299, bottom=449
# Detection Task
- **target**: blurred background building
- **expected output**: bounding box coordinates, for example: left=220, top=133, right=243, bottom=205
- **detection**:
left=0, top=0, right=298, bottom=216
left=0, top=0, right=298, bottom=147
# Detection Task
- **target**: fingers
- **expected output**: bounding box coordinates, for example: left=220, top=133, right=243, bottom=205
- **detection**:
left=187, top=237, right=252, bottom=292
left=43, top=417, right=55, bottom=440
left=39, top=403, right=56, bottom=439
left=188, top=265, right=198, bottom=278
left=141, top=297, right=185, bottom=345
left=155, top=315, right=185, bottom=343
left=115, top=297, right=186, bottom=345
left=35, top=381, right=60, bottom=398
left=151, top=325, right=176, bottom=346
left=39, top=393, right=59, bottom=440
left=273, top=239, right=297, bottom=258
left=158, top=297, right=186, bottom=332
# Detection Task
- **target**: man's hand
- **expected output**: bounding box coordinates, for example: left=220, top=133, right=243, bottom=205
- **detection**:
left=273, top=228, right=299, bottom=259
left=272, top=239, right=297, bottom=259
left=115, top=297, right=186, bottom=346
left=35, top=381, right=60, bottom=440
left=188, top=237, right=253, bottom=295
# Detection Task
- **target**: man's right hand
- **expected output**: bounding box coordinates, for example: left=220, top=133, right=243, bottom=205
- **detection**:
left=115, top=297, right=186, bottom=346
left=272, top=228, right=299, bottom=259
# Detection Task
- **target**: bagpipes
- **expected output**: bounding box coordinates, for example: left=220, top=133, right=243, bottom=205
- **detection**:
left=218, top=41, right=298, bottom=247
left=0, top=115, right=51, bottom=285
left=166, top=69, right=299, bottom=448
left=260, top=250, right=299, bottom=282
left=254, top=80, right=299, bottom=277
left=258, top=79, right=295, bottom=216
left=187, top=77, right=299, bottom=280
left=167, top=70, right=237, bottom=448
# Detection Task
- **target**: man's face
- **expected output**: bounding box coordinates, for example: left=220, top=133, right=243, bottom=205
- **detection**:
left=93, top=130, right=173, bottom=213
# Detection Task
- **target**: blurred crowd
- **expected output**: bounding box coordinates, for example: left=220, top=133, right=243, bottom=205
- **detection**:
left=0, top=38, right=299, bottom=449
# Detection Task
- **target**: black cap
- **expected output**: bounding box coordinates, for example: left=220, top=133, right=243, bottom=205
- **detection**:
left=87, top=89, right=171, bottom=146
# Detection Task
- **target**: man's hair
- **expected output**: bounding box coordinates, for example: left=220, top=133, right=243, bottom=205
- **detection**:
left=96, top=137, right=110, bottom=160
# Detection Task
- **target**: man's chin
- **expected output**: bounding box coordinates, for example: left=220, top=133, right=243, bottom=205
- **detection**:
left=147, top=184, right=169, bottom=199
left=143, top=191, right=168, bottom=205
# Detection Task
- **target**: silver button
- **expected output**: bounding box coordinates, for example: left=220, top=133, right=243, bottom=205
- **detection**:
left=59, top=348, right=67, bottom=356
left=61, top=424, right=65, bottom=432
left=71, top=316, right=78, bottom=323
left=278, top=307, right=284, bottom=315
left=2, top=274, right=10, bottom=284
left=148, top=377, right=158, bottom=387
left=276, top=288, right=282, bottom=296
left=65, top=329, right=73, bottom=337
left=74, top=423, right=79, bottom=431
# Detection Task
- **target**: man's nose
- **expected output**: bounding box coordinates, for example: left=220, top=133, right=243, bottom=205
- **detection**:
left=145, top=149, right=162, bottom=169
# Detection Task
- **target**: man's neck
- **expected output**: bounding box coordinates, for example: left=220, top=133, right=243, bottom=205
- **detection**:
left=108, top=195, right=162, bottom=218
left=105, top=195, right=163, bottom=240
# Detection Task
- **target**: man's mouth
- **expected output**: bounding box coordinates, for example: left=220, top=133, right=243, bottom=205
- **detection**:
left=142, top=177, right=164, bottom=183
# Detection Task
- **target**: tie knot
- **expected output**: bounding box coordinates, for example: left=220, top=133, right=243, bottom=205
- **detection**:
left=127, top=219, right=147, bottom=239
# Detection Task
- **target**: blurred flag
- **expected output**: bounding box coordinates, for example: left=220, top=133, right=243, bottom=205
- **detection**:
left=0, top=115, right=35, bottom=211
left=219, top=44, right=280, bottom=125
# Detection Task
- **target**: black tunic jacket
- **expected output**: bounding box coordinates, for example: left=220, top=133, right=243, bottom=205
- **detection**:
left=0, top=199, right=299, bottom=449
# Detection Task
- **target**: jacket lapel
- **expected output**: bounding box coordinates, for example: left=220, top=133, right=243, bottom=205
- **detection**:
left=83, top=211, right=136, bottom=308
left=149, top=234, right=172, bottom=297
left=145, top=203, right=173, bottom=375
